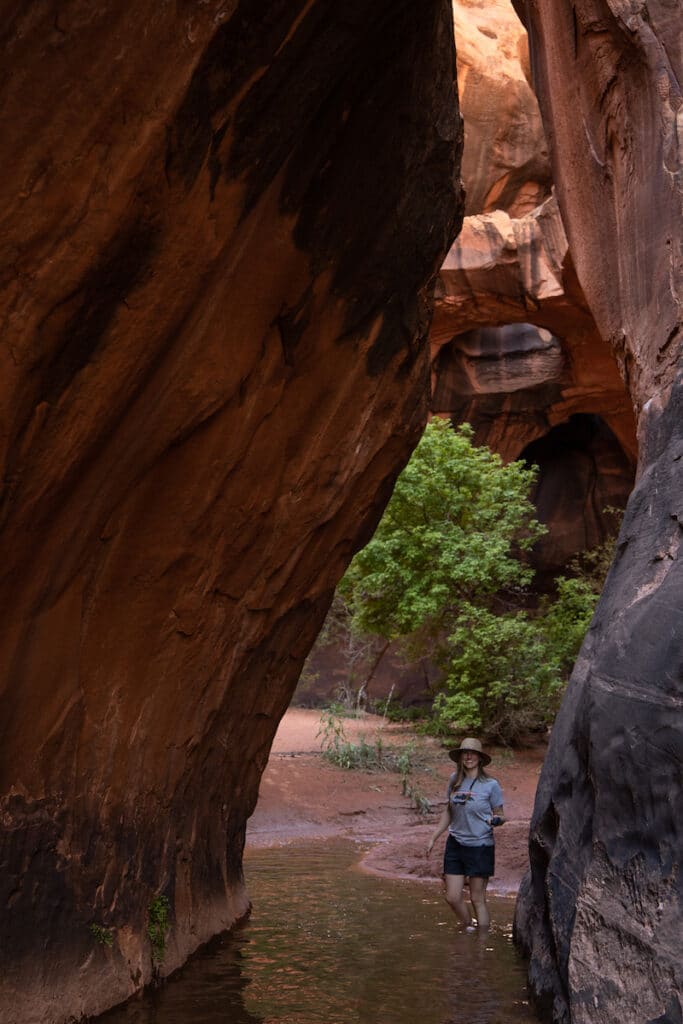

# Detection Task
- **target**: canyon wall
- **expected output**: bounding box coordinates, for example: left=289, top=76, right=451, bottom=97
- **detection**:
left=3, top=3, right=680, bottom=1022
left=0, top=3, right=463, bottom=1020
left=512, top=2, right=683, bottom=1022
left=432, top=194, right=636, bottom=576
left=434, top=1, right=636, bottom=576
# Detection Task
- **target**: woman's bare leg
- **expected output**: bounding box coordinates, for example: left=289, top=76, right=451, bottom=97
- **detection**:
left=444, top=874, right=473, bottom=927
left=469, top=876, right=490, bottom=928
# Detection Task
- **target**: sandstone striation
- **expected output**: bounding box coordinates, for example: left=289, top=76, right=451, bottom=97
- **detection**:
left=3, top=3, right=680, bottom=1022
left=434, top=4, right=637, bottom=574
left=301, top=1, right=639, bottom=711
left=453, top=0, right=551, bottom=217
left=432, top=193, right=636, bottom=570
left=0, top=3, right=463, bottom=1021
left=433, top=196, right=635, bottom=458
left=512, top=2, right=683, bottom=1022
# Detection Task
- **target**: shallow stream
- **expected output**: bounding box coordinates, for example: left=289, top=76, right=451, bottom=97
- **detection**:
left=101, top=841, right=537, bottom=1023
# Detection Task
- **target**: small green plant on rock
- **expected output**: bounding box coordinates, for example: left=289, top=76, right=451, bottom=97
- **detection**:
left=147, top=894, right=170, bottom=965
left=90, top=923, right=114, bottom=948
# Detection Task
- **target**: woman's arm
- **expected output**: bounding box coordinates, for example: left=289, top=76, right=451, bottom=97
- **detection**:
left=426, top=806, right=451, bottom=855
left=488, top=804, right=505, bottom=827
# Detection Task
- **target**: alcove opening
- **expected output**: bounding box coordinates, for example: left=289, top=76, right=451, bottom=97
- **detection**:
left=519, top=413, right=636, bottom=584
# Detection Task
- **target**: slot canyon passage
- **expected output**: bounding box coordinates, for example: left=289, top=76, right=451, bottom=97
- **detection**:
left=0, top=2, right=680, bottom=1024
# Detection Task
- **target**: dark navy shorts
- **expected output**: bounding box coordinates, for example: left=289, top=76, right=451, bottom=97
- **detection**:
left=443, top=835, right=495, bottom=878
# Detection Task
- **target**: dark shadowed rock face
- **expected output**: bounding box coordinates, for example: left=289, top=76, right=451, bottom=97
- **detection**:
left=0, top=3, right=463, bottom=1020
left=512, top=1, right=683, bottom=1022
left=520, top=414, right=634, bottom=578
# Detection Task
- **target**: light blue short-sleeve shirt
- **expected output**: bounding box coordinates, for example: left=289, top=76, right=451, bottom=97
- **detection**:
left=447, top=773, right=504, bottom=847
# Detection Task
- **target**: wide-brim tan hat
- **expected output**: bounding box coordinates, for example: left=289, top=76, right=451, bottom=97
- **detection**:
left=448, top=737, right=491, bottom=766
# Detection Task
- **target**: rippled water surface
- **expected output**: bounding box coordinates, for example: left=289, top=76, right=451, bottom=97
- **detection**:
left=101, top=841, right=537, bottom=1024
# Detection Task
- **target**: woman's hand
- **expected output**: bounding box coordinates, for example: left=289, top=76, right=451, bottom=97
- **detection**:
left=426, top=837, right=435, bottom=856
left=488, top=806, right=505, bottom=827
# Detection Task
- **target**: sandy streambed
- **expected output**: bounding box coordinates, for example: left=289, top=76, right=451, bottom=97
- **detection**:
left=248, top=709, right=544, bottom=896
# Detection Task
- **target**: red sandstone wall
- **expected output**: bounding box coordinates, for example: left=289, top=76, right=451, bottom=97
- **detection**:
left=432, top=2, right=636, bottom=578
left=0, top=4, right=463, bottom=1020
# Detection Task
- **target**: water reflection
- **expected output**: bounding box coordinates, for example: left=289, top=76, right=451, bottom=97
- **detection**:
left=442, top=927, right=531, bottom=1024
left=98, top=927, right=264, bottom=1024
left=100, top=841, right=535, bottom=1024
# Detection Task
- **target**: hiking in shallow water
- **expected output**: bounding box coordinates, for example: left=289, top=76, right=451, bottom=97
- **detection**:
left=427, top=737, right=505, bottom=930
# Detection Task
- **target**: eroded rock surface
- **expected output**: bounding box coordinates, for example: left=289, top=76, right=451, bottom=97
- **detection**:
left=432, top=192, right=636, bottom=570
left=521, top=414, right=634, bottom=576
left=300, top=1, right=639, bottom=713
left=0, top=4, right=463, bottom=1021
left=453, top=0, right=551, bottom=217
left=434, top=6, right=636, bottom=574
left=512, top=2, right=683, bottom=1022
left=432, top=196, right=635, bottom=457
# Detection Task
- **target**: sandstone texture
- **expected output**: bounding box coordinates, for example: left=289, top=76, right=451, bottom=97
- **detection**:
left=432, top=196, right=636, bottom=462
left=0, top=4, right=463, bottom=1021
left=432, top=197, right=636, bottom=577
left=300, top=1, right=639, bottom=713
left=435, top=4, right=636, bottom=576
left=453, top=0, right=551, bottom=218
left=511, top=2, right=683, bottom=1022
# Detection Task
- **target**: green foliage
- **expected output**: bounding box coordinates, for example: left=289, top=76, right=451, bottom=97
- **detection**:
left=316, top=419, right=623, bottom=742
left=397, top=742, right=432, bottom=815
left=147, top=894, right=170, bottom=965
left=537, top=576, right=598, bottom=674
left=340, top=420, right=556, bottom=741
left=530, top=510, right=620, bottom=690
left=317, top=708, right=399, bottom=770
left=340, top=420, right=544, bottom=655
left=568, top=505, right=623, bottom=590
left=337, top=420, right=623, bottom=743
left=377, top=697, right=425, bottom=724
left=401, top=775, right=432, bottom=816
left=432, top=604, right=564, bottom=743
left=90, top=923, right=114, bottom=948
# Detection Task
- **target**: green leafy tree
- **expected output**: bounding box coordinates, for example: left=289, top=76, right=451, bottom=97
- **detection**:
left=435, top=604, right=563, bottom=741
left=314, top=421, right=620, bottom=742
left=537, top=576, right=598, bottom=675
left=339, top=419, right=559, bottom=741
left=341, top=419, right=543, bottom=644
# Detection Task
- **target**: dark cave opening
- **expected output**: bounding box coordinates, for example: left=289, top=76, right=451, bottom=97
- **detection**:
left=520, top=413, right=636, bottom=581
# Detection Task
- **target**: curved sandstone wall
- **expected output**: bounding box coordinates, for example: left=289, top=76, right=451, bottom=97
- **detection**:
left=512, top=2, right=683, bottom=1022
left=1, top=3, right=679, bottom=1021
left=0, top=4, right=463, bottom=1020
